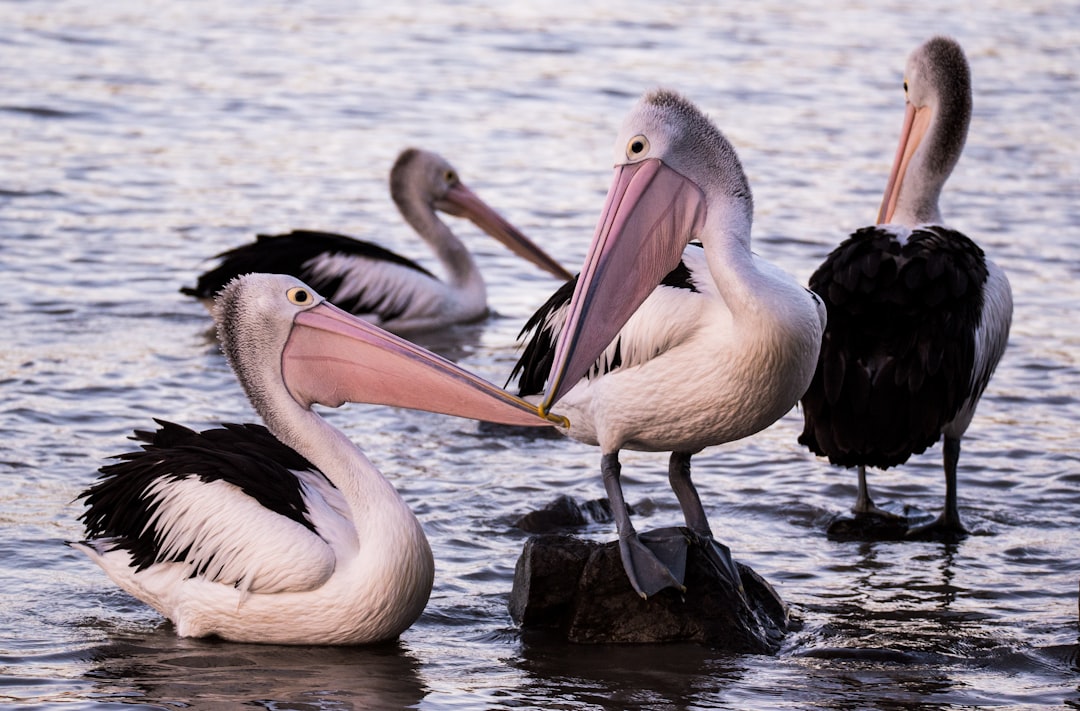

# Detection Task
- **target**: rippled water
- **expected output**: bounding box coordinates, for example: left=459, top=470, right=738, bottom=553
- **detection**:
left=3, top=1, right=1079, bottom=708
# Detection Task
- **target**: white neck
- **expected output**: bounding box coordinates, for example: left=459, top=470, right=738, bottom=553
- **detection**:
left=701, top=202, right=763, bottom=317
left=893, top=117, right=946, bottom=226
left=400, top=200, right=486, bottom=294
left=262, top=390, right=422, bottom=552
left=893, top=94, right=968, bottom=227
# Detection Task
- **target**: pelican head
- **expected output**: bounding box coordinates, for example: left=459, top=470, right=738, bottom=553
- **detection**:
left=542, top=89, right=751, bottom=409
left=877, top=36, right=971, bottom=225
left=215, top=273, right=563, bottom=435
left=390, top=147, right=572, bottom=280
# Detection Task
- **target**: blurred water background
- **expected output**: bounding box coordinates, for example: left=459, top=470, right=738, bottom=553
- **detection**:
left=2, top=0, right=1079, bottom=708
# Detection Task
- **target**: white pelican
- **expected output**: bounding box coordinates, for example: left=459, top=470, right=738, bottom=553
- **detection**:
left=503, top=89, right=827, bottom=597
left=74, top=273, right=558, bottom=645
left=798, top=36, right=1013, bottom=536
left=181, top=148, right=572, bottom=334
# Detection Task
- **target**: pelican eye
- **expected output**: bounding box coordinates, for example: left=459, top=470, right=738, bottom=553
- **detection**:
left=626, top=135, right=650, bottom=160
left=444, top=169, right=457, bottom=184
left=903, top=79, right=909, bottom=94
left=286, top=286, right=312, bottom=305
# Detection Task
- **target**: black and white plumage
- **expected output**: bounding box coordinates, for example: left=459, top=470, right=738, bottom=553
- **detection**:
left=506, top=90, right=827, bottom=597
left=73, top=274, right=440, bottom=645
left=798, top=36, right=1013, bottom=536
left=181, top=148, right=571, bottom=334
left=510, top=246, right=701, bottom=396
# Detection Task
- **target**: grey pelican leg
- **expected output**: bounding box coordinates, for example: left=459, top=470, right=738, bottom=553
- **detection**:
left=668, top=451, right=743, bottom=596
left=908, top=436, right=968, bottom=537
left=853, top=465, right=905, bottom=520
left=667, top=451, right=712, bottom=535
left=601, top=452, right=683, bottom=598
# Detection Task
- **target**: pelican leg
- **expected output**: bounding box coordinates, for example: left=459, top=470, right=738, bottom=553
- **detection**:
left=667, top=451, right=743, bottom=596
left=853, top=465, right=875, bottom=513
left=667, top=451, right=711, bottom=535
left=908, top=436, right=968, bottom=538
left=940, top=437, right=966, bottom=530
left=852, top=465, right=905, bottom=521
left=601, top=452, right=683, bottom=598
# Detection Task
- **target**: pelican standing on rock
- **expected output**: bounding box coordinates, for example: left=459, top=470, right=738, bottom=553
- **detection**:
left=74, top=273, right=558, bottom=645
left=798, top=36, right=1012, bottom=537
left=504, top=89, right=827, bottom=597
left=181, top=148, right=572, bottom=334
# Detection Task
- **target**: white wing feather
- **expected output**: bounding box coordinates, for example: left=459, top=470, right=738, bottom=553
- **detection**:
left=144, top=476, right=338, bottom=594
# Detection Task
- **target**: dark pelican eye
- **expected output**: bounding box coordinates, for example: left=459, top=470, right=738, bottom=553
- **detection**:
left=286, top=287, right=311, bottom=305
left=626, top=134, right=650, bottom=160
left=903, top=80, right=909, bottom=94
left=444, top=169, right=457, bottom=184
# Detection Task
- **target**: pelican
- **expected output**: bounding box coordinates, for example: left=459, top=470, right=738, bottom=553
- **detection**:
left=73, top=273, right=558, bottom=645
left=798, top=36, right=1013, bottom=536
left=180, top=148, right=572, bottom=334
left=503, top=89, right=827, bottom=597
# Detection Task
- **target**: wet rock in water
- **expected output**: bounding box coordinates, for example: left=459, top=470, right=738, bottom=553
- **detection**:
left=515, top=495, right=625, bottom=534
left=508, top=527, right=788, bottom=653
left=826, top=503, right=936, bottom=541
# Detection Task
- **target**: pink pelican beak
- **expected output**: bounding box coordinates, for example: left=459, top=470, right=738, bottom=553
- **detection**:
left=437, top=182, right=574, bottom=281
left=541, top=158, right=707, bottom=412
left=282, top=298, right=567, bottom=428
left=877, top=101, right=932, bottom=225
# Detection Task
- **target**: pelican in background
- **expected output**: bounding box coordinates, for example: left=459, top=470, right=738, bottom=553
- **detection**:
left=798, top=36, right=1012, bottom=537
left=74, top=273, right=558, bottom=645
left=181, top=148, right=572, bottom=334
left=503, top=89, right=827, bottom=597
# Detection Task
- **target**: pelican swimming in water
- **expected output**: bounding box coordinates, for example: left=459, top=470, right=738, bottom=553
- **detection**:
left=181, top=148, right=572, bottom=334
left=74, top=273, right=558, bottom=645
left=503, top=89, right=827, bottom=597
left=798, top=36, right=1012, bottom=537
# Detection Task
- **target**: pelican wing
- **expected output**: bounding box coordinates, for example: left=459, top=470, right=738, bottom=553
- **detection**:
left=182, top=231, right=442, bottom=327
left=79, top=421, right=342, bottom=594
left=798, top=225, right=992, bottom=467
left=509, top=245, right=706, bottom=397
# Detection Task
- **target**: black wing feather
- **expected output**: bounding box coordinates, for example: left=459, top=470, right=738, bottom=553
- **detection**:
left=506, top=249, right=700, bottom=397
left=78, top=420, right=329, bottom=573
left=180, top=230, right=434, bottom=299
left=798, top=226, right=988, bottom=468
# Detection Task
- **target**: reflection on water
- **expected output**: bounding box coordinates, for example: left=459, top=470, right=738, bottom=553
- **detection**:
left=82, top=632, right=428, bottom=709
left=514, top=639, right=749, bottom=708
left=3, top=0, right=1080, bottom=708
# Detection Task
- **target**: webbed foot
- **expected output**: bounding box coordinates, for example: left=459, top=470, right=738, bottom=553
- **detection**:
left=697, top=533, right=745, bottom=599
left=620, top=528, right=746, bottom=600
left=852, top=501, right=908, bottom=521
left=619, top=532, right=685, bottom=598
left=905, top=512, right=968, bottom=542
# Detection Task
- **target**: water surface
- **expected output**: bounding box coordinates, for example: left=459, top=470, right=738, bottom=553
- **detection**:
left=3, top=1, right=1079, bottom=708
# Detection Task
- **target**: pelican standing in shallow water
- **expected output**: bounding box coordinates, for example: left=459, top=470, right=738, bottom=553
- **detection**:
left=181, top=148, right=572, bottom=334
left=74, top=273, right=558, bottom=645
left=504, top=89, right=827, bottom=597
left=798, top=36, right=1012, bottom=537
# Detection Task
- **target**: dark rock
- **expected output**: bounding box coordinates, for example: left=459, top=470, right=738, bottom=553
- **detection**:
left=515, top=495, right=626, bottom=533
left=508, top=527, right=788, bottom=653
left=826, top=503, right=936, bottom=541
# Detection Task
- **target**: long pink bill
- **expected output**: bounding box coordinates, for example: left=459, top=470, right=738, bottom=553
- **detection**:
left=438, top=182, right=573, bottom=281
left=877, top=103, right=931, bottom=225
left=541, top=158, right=707, bottom=412
left=282, top=300, right=567, bottom=428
